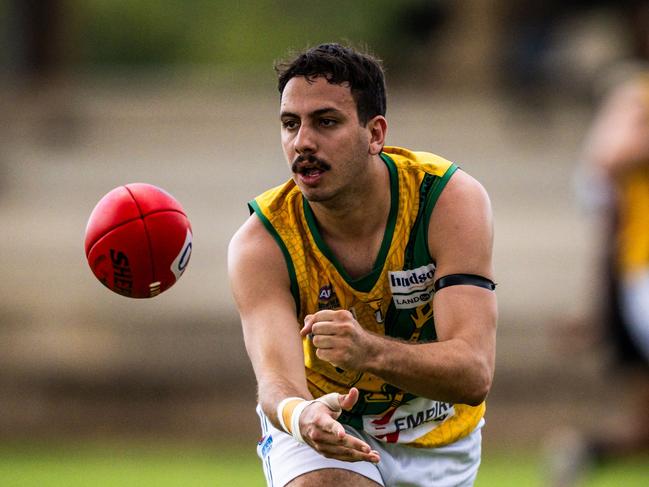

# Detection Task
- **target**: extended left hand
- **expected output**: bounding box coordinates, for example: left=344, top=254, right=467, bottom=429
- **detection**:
left=297, top=388, right=380, bottom=463
left=301, top=309, right=374, bottom=370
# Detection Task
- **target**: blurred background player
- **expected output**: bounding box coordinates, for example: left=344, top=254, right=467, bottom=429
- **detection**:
left=547, top=71, right=649, bottom=487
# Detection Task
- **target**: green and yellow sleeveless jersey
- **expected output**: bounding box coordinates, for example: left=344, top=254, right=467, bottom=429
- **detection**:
left=249, top=146, right=485, bottom=447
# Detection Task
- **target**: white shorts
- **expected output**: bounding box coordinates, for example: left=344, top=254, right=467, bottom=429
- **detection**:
left=255, top=405, right=483, bottom=487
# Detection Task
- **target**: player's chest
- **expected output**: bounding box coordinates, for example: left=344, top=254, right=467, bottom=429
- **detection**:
left=321, top=234, right=384, bottom=281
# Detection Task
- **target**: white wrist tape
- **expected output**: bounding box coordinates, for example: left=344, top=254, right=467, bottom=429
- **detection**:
left=314, top=392, right=342, bottom=413
left=290, top=400, right=312, bottom=443
left=276, top=396, right=302, bottom=434
left=276, top=393, right=342, bottom=444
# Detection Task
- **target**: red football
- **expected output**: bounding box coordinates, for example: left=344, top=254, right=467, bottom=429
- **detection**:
left=84, top=183, right=192, bottom=298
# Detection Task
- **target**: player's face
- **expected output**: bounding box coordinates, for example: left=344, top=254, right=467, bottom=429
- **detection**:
left=279, top=76, right=373, bottom=203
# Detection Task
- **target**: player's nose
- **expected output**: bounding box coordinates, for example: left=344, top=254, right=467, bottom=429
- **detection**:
left=294, top=124, right=317, bottom=154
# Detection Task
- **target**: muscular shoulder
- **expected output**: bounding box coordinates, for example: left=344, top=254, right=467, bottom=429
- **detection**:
left=428, top=169, right=494, bottom=277
left=228, top=215, right=292, bottom=306
left=229, top=214, right=272, bottom=257
left=435, top=169, right=491, bottom=218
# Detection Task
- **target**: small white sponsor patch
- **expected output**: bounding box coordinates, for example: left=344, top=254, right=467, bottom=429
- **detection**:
left=170, top=229, right=192, bottom=281
left=388, top=264, right=436, bottom=309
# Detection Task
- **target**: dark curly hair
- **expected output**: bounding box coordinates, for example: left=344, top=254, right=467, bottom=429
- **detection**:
left=275, top=43, right=386, bottom=125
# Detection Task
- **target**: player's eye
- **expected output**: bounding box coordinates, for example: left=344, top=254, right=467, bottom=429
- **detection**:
left=281, top=119, right=299, bottom=130
left=320, top=118, right=337, bottom=127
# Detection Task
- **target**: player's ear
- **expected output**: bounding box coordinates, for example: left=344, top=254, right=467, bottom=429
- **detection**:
left=367, top=115, right=387, bottom=155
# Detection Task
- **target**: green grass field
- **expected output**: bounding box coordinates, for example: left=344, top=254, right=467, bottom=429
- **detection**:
left=0, top=443, right=646, bottom=486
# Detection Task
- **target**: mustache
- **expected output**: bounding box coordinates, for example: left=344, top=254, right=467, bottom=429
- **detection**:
left=291, top=154, right=331, bottom=174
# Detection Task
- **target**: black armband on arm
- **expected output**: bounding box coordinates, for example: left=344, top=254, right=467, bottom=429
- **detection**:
left=433, top=274, right=496, bottom=292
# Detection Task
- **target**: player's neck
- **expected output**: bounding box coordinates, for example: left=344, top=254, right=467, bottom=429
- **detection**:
left=310, top=156, right=390, bottom=242
left=310, top=159, right=390, bottom=279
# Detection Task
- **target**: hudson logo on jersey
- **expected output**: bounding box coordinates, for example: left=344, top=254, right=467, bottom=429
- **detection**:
left=388, top=263, right=436, bottom=309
